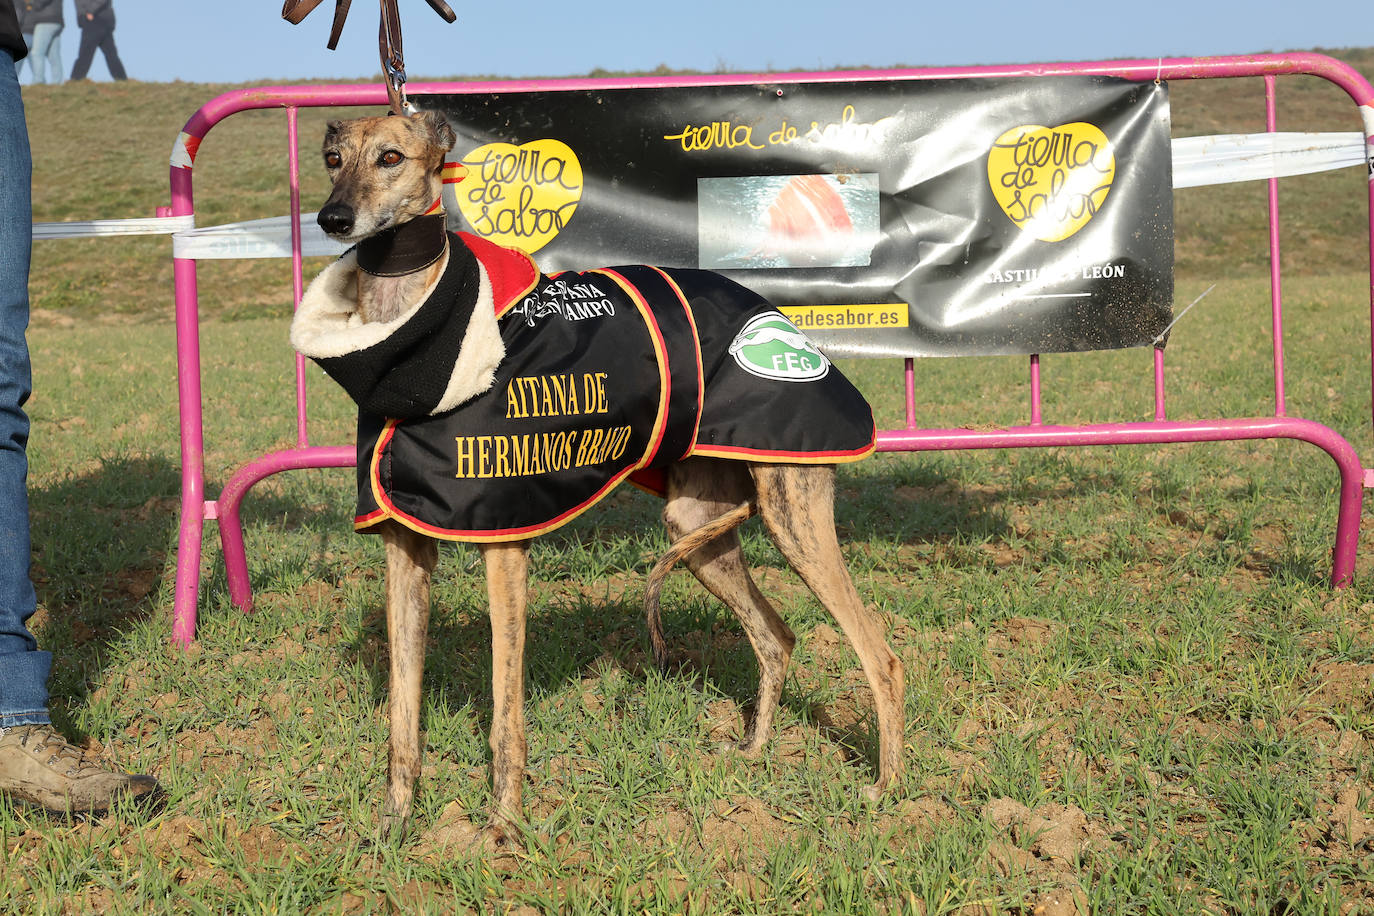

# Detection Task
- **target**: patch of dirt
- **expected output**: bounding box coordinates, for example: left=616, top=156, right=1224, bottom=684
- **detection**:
left=773, top=720, right=847, bottom=769
left=698, top=796, right=794, bottom=866
left=233, top=820, right=297, bottom=868
left=1028, top=885, right=1089, bottom=916
left=703, top=697, right=743, bottom=743
left=987, top=617, right=1060, bottom=653
left=638, top=804, right=694, bottom=847
left=139, top=814, right=207, bottom=860
left=894, top=796, right=960, bottom=840
left=1325, top=782, right=1374, bottom=848
left=984, top=797, right=1118, bottom=869
left=304, top=879, right=455, bottom=915
left=628, top=793, right=816, bottom=872
left=1311, top=660, right=1374, bottom=710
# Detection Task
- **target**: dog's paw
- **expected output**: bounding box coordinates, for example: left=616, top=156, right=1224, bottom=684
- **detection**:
left=862, top=774, right=900, bottom=804
left=735, top=728, right=770, bottom=757
left=482, top=816, right=526, bottom=856
left=379, top=810, right=411, bottom=843
left=406, top=801, right=525, bottom=859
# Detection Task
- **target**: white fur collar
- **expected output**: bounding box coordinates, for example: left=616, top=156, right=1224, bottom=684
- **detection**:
left=290, top=247, right=507, bottom=414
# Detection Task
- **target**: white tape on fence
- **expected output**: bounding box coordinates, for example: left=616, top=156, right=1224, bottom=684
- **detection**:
left=170, top=215, right=349, bottom=261
left=30, top=212, right=348, bottom=259
left=1170, top=131, right=1367, bottom=189
left=31, top=131, right=1373, bottom=258
left=32, top=214, right=194, bottom=240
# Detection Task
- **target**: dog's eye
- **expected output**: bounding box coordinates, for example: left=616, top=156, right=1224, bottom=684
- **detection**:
left=380, top=150, right=405, bottom=166
left=324, top=152, right=342, bottom=169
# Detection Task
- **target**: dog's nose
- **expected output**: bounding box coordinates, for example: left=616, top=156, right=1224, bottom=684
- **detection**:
left=317, top=203, right=355, bottom=237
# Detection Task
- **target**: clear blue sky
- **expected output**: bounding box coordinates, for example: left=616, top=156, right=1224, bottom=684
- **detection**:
left=18, top=0, right=1370, bottom=84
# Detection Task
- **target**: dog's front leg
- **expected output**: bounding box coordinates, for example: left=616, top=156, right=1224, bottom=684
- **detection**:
left=480, top=540, right=531, bottom=847
left=380, top=522, right=439, bottom=839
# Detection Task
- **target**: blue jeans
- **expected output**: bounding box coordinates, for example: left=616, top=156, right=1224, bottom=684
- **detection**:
left=28, top=23, right=63, bottom=85
left=0, top=50, right=49, bottom=729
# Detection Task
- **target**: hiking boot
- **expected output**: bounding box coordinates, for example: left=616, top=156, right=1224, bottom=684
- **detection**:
left=0, top=724, right=162, bottom=818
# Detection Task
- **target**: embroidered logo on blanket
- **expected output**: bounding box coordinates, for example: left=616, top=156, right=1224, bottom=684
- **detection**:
left=728, top=312, right=831, bottom=382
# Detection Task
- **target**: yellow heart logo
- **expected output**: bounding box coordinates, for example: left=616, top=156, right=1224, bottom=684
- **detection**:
left=453, top=139, right=583, bottom=253
left=987, top=122, right=1115, bottom=242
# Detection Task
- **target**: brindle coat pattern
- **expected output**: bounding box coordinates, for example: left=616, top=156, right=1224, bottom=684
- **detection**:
left=312, top=111, right=905, bottom=847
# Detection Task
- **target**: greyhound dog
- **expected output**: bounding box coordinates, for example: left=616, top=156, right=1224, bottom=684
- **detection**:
left=292, top=111, right=905, bottom=847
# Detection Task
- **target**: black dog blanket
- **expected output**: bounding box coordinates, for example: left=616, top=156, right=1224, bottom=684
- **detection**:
left=292, top=232, right=876, bottom=542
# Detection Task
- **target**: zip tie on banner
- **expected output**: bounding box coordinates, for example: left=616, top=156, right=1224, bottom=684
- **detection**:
left=1153, top=283, right=1216, bottom=346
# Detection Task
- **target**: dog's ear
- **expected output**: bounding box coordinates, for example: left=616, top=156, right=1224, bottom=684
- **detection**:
left=413, top=110, right=457, bottom=154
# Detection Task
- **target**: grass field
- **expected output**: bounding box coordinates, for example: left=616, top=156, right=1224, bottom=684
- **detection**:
left=5, top=52, right=1374, bottom=914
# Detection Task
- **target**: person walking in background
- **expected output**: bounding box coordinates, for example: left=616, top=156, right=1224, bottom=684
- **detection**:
left=70, top=0, right=124, bottom=82
left=9, top=0, right=28, bottom=83
left=0, top=1, right=160, bottom=816
left=22, top=0, right=61, bottom=85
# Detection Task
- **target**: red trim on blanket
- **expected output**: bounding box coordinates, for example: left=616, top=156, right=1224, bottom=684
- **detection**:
left=690, top=437, right=876, bottom=464
left=353, top=507, right=390, bottom=528
left=457, top=232, right=539, bottom=315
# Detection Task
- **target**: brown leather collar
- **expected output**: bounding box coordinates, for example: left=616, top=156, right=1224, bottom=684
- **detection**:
left=356, top=213, right=449, bottom=277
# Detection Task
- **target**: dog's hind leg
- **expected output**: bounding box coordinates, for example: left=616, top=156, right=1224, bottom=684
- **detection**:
left=379, top=521, right=440, bottom=838
left=479, top=540, right=531, bottom=846
left=750, top=463, right=905, bottom=800
left=644, top=499, right=755, bottom=668
left=663, top=459, right=796, bottom=755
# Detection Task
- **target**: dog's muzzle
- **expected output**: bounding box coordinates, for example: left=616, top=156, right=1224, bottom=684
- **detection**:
left=318, top=202, right=355, bottom=238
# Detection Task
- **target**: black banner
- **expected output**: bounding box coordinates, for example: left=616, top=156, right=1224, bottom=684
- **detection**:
left=430, top=76, right=1173, bottom=357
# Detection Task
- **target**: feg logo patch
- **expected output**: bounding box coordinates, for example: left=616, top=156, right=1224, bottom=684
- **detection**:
left=728, top=312, right=830, bottom=382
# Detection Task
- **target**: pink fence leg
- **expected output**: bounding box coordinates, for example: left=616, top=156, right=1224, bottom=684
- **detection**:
left=217, top=446, right=356, bottom=612
left=170, top=256, right=205, bottom=647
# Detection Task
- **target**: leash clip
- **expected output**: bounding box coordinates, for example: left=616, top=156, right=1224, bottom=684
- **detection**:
left=384, top=58, right=412, bottom=115
left=379, top=0, right=411, bottom=115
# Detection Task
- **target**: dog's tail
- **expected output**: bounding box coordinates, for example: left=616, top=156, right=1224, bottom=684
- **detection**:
left=645, top=500, right=756, bottom=670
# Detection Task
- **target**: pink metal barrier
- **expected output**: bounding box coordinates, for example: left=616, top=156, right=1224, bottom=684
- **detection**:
left=168, top=54, right=1374, bottom=646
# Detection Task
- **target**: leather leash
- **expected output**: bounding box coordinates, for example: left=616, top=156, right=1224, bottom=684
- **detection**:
left=282, top=0, right=456, bottom=115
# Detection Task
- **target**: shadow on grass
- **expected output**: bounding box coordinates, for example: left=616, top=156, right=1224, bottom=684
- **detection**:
left=842, top=456, right=1331, bottom=585
left=25, top=453, right=351, bottom=739
left=340, top=571, right=883, bottom=777
left=838, top=462, right=1014, bottom=546
left=26, top=454, right=179, bottom=737
left=836, top=452, right=1207, bottom=545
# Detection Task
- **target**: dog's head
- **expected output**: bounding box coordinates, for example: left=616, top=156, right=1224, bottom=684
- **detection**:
left=317, top=111, right=457, bottom=243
